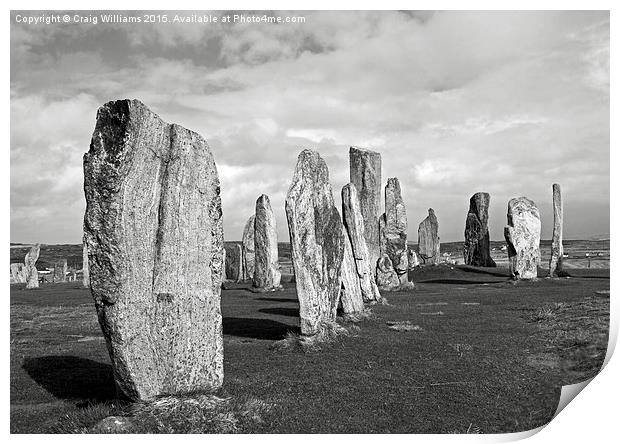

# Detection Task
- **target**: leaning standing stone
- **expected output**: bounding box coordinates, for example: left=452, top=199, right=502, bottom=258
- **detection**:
left=342, top=183, right=381, bottom=302
left=242, top=215, right=256, bottom=281
left=349, top=147, right=381, bottom=277
left=225, top=243, right=243, bottom=282
left=83, top=99, right=224, bottom=401
left=383, top=178, right=409, bottom=283
left=82, top=239, right=90, bottom=288
left=548, top=184, right=564, bottom=277
left=418, top=209, right=440, bottom=265
left=253, top=194, right=282, bottom=291
left=286, top=149, right=344, bottom=335
left=24, top=244, right=40, bottom=289
left=340, top=226, right=365, bottom=314
left=504, top=197, right=541, bottom=280
left=463, top=192, right=496, bottom=267
left=53, top=259, right=68, bottom=283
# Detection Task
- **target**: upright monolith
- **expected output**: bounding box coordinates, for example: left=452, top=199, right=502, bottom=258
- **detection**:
left=242, top=215, right=256, bottom=281
left=349, top=147, right=381, bottom=277
left=548, top=184, right=564, bottom=277
left=286, top=149, right=344, bottom=335
left=83, top=99, right=224, bottom=401
left=341, top=183, right=381, bottom=302
left=340, top=226, right=365, bottom=315
left=418, top=209, right=440, bottom=264
left=53, top=259, right=68, bottom=283
left=504, top=197, right=541, bottom=280
left=225, top=243, right=243, bottom=282
left=82, top=240, right=90, bottom=287
left=464, top=192, right=496, bottom=267
left=24, top=244, right=40, bottom=289
left=383, top=178, right=409, bottom=283
left=253, top=194, right=281, bottom=291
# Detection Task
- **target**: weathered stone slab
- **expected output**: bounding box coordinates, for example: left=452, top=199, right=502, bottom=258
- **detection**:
left=504, top=197, right=541, bottom=280
left=340, top=226, right=365, bottom=314
left=225, top=243, right=243, bottom=282
left=341, top=183, right=381, bottom=302
left=464, top=192, right=496, bottom=267
left=349, top=147, right=381, bottom=277
left=83, top=99, right=224, bottom=401
left=242, top=215, right=255, bottom=281
left=376, top=254, right=400, bottom=291
left=418, top=209, right=440, bottom=265
left=82, top=239, right=90, bottom=288
left=285, top=149, right=344, bottom=335
left=548, top=184, right=564, bottom=277
left=253, top=194, right=281, bottom=291
left=10, top=263, right=26, bottom=283
left=383, top=178, right=409, bottom=283
left=53, top=259, right=68, bottom=283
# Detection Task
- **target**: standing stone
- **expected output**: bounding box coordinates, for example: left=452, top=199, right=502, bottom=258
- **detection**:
left=549, top=184, right=564, bottom=277
left=253, top=194, right=281, bottom=291
left=53, top=259, right=68, bottom=283
left=242, top=215, right=256, bottom=281
left=349, top=147, right=381, bottom=278
left=340, top=226, right=365, bottom=314
left=342, top=183, right=381, bottom=302
left=24, top=245, right=40, bottom=289
left=82, top=240, right=90, bottom=288
left=383, top=178, right=409, bottom=283
left=224, top=243, right=243, bottom=282
left=418, top=209, right=440, bottom=264
left=83, top=99, right=224, bottom=401
left=10, top=263, right=26, bottom=283
left=376, top=254, right=400, bottom=291
left=463, top=192, right=496, bottom=267
left=504, top=197, right=541, bottom=280
left=408, top=250, right=420, bottom=269
left=285, top=149, right=344, bottom=335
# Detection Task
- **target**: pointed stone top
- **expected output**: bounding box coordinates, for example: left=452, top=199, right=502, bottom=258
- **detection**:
left=350, top=146, right=380, bottom=155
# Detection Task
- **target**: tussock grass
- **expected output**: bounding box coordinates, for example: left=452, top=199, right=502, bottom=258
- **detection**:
left=386, top=321, right=422, bottom=332
left=339, top=307, right=376, bottom=323
left=271, top=321, right=353, bottom=352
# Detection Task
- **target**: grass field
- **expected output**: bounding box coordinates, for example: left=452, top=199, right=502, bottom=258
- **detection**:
left=10, top=265, right=609, bottom=433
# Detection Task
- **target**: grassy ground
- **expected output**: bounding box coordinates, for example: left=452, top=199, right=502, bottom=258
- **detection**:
left=10, top=265, right=609, bottom=433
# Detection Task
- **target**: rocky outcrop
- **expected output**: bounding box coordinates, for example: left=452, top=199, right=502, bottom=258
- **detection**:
left=376, top=254, right=400, bottom=291
left=340, top=226, right=365, bottom=314
left=83, top=99, right=224, bottom=401
left=53, top=259, right=68, bottom=283
left=242, top=215, right=255, bottom=281
left=464, top=192, right=496, bottom=267
left=225, top=243, right=243, bottom=282
left=341, top=183, right=381, bottom=302
left=349, top=147, right=381, bottom=277
left=504, top=197, right=541, bottom=280
left=548, top=184, right=564, bottom=277
left=418, top=209, right=440, bottom=265
left=82, top=239, right=90, bottom=288
left=253, top=194, right=281, bottom=291
left=24, top=244, right=40, bottom=289
left=383, top=178, right=409, bottom=283
left=285, top=149, right=344, bottom=335
left=10, top=263, right=26, bottom=283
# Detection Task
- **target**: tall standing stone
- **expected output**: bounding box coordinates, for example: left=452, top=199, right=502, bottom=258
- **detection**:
left=340, top=226, right=365, bottom=314
left=383, top=178, right=409, bottom=283
left=242, top=215, right=256, bottom=281
left=548, top=184, right=564, bottom=277
left=53, top=259, right=68, bottom=283
left=24, top=244, right=40, bottom=289
left=253, top=194, right=281, bottom=291
left=225, top=243, right=243, bottom=282
left=82, top=240, right=90, bottom=288
left=286, top=149, right=344, bottom=335
left=349, top=147, right=381, bottom=278
left=83, top=99, right=224, bottom=401
left=504, top=197, right=541, bottom=280
left=342, top=183, right=381, bottom=302
left=418, top=209, right=440, bottom=265
left=463, top=192, right=496, bottom=267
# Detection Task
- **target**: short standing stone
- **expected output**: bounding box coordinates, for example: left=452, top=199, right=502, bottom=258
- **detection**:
left=383, top=178, right=409, bottom=283
left=376, top=254, right=400, bottom=291
left=349, top=147, right=381, bottom=277
left=340, top=226, right=365, bottom=314
left=418, top=209, right=440, bottom=265
left=53, top=259, right=68, bottom=283
left=82, top=240, right=90, bottom=288
left=463, top=192, right=496, bottom=267
left=342, top=183, right=381, bottom=302
left=253, top=194, right=282, bottom=291
left=10, top=263, right=26, bottom=283
left=286, top=149, right=344, bottom=335
left=408, top=250, right=420, bottom=269
left=83, top=99, right=224, bottom=401
left=242, top=215, right=256, bottom=281
left=225, top=243, right=243, bottom=282
left=504, top=197, right=541, bottom=280
left=548, top=184, right=564, bottom=277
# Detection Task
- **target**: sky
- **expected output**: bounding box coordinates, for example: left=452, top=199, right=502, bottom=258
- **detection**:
left=10, top=10, right=610, bottom=244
